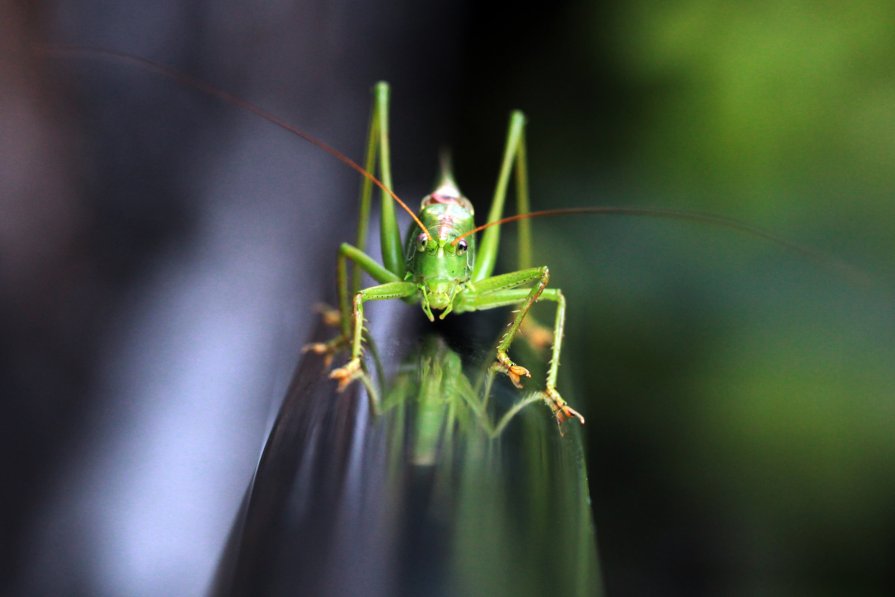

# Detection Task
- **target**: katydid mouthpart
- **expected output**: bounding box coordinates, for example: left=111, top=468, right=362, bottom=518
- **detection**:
left=45, top=46, right=860, bottom=432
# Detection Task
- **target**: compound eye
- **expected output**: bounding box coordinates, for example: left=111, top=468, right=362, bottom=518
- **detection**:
left=456, top=238, right=468, bottom=254
left=417, top=233, right=428, bottom=252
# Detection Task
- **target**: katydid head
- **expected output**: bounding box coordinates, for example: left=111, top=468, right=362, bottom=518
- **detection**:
left=408, top=187, right=477, bottom=319
left=414, top=234, right=472, bottom=317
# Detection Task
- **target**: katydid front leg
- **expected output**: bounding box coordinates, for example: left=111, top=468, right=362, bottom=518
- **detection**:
left=329, top=280, right=417, bottom=390
left=303, top=242, right=401, bottom=361
left=306, top=242, right=412, bottom=395
left=456, top=267, right=585, bottom=428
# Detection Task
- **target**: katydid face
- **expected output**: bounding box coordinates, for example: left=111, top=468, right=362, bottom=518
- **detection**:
left=405, top=190, right=476, bottom=316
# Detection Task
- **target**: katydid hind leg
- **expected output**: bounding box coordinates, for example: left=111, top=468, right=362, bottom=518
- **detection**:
left=372, top=83, right=404, bottom=279
left=311, top=82, right=403, bottom=368
left=471, top=112, right=553, bottom=352
left=507, top=120, right=556, bottom=352
left=473, top=111, right=527, bottom=282
left=351, top=82, right=404, bottom=297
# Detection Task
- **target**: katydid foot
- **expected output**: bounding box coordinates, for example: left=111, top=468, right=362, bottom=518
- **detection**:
left=302, top=335, right=348, bottom=369
left=543, top=386, right=585, bottom=430
left=494, top=351, right=531, bottom=388
left=313, top=302, right=343, bottom=328
left=329, top=358, right=363, bottom=391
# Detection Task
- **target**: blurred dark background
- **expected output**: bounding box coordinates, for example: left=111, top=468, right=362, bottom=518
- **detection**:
left=3, top=0, right=894, bottom=595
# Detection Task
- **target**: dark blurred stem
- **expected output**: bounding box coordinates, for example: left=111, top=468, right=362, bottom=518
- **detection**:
left=215, top=326, right=603, bottom=596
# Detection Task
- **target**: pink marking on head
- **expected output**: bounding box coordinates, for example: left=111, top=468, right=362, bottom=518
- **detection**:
left=421, top=193, right=475, bottom=215
left=423, top=193, right=461, bottom=207
left=436, top=214, right=456, bottom=239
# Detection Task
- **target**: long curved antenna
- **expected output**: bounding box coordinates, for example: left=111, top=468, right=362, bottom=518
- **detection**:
left=42, top=44, right=432, bottom=238
left=452, top=206, right=869, bottom=285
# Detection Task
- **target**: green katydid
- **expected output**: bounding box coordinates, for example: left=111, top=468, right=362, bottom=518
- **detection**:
left=299, top=84, right=854, bottom=431
left=45, top=47, right=859, bottom=432
left=303, top=82, right=586, bottom=427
